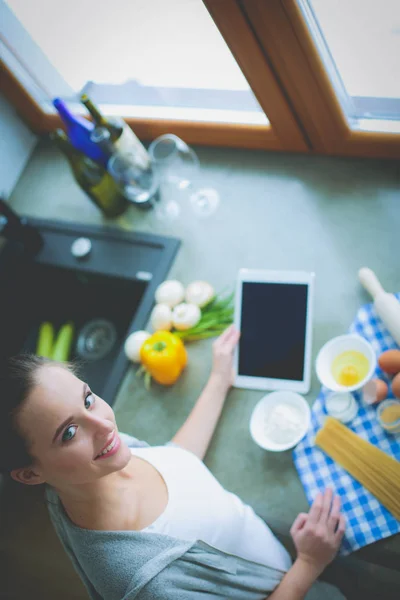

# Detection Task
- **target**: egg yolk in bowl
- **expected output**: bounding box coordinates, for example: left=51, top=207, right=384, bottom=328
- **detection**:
left=332, top=351, right=370, bottom=387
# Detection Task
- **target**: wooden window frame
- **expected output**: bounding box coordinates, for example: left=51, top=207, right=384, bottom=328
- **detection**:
left=1, top=0, right=399, bottom=159
left=0, top=0, right=307, bottom=153
left=239, top=0, right=400, bottom=159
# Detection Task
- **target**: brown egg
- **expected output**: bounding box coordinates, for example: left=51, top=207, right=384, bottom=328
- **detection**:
left=375, top=379, right=389, bottom=403
left=378, top=349, right=400, bottom=374
left=392, top=372, right=400, bottom=399
left=363, top=378, right=388, bottom=404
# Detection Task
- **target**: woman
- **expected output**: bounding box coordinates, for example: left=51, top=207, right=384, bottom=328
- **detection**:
left=1, top=325, right=345, bottom=599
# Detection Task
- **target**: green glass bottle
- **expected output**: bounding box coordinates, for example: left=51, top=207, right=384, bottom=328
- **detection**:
left=81, top=94, right=123, bottom=141
left=50, top=129, right=129, bottom=218
left=80, top=94, right=151, bottom=170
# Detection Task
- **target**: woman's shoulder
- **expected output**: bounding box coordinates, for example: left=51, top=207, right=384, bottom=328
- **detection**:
left=45, top=486, right=284, bottom=600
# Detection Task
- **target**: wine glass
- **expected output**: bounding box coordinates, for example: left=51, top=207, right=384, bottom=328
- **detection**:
left=107, top=152, right=159, bottom=209
left=148, top=134, right=199, bottom=190
left=189, top=187, right=220, bottom=218
left=148, top=134, right=220, bottom=220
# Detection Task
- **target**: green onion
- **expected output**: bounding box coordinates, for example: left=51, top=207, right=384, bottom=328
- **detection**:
left=173, top=290, right=234, bottom=341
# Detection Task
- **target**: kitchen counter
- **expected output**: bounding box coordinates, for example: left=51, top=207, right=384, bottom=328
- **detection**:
left=6, top=139, right=400, bottom=595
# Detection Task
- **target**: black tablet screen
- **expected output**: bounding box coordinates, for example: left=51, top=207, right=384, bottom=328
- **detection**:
left=238, top=282, right=309, bottom=381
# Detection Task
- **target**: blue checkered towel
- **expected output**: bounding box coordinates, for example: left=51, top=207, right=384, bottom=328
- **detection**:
left=293, top=294, right=400, bottom=554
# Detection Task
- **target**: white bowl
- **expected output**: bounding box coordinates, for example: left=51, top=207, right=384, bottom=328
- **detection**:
left=249, top=391, right=311, bottom=452
left=315, top=334, right=376, bottom=393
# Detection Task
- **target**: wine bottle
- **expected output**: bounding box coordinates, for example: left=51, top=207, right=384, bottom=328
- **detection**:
left=90, top=126, right=115, bottom=160
left=80, top=94, right=151, bottom=169
left=81, top=94, right=123, bottom=141
left=50, top=129, right=129, bottom=218
left=53, top=98, right=108, bottom=166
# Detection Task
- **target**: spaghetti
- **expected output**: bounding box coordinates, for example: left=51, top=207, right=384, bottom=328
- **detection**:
left=315, top=417, right=400, bottom=521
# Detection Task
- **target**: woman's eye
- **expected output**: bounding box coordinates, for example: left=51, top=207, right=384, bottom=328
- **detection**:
left=84, top=392, right=95, bottom=409
left=62, top=425, right=77, bottom=443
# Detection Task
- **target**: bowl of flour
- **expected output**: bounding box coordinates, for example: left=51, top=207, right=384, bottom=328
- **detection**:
left=249, top=391, right=311, bottom=451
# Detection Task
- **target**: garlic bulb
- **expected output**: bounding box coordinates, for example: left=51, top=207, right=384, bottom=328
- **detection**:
left=124, top=330, right=151, bottom=363
left=150, top=303, right=173, bottom=331
left=185, top=281, right=215, bottom=308
left=172, top=303, right=201, bottom=331
left=155, top=280, right=185, bottom=308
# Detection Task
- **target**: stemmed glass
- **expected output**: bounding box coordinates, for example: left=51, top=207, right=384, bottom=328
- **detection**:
left=148, top=134, right=220, bottom=221
left=107, top=151, right=159, bottom=209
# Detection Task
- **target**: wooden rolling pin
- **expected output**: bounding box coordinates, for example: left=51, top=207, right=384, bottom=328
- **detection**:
left=359, top=267, right=400, bottom=346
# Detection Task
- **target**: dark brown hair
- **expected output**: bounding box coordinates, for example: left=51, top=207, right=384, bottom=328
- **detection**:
left=0, top=354, right=75, bottom=474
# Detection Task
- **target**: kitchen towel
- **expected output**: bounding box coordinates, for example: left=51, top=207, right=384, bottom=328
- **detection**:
left=293, top=294, right=400, bottom=555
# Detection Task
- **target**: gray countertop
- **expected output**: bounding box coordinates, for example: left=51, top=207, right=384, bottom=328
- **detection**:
left=9, top=139, right=400, bottom=558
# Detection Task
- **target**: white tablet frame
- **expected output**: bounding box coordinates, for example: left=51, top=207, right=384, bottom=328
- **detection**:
left=233, top=269, right=315, bottom=394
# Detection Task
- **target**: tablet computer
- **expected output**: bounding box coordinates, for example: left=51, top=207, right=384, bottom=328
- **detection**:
left=234, top=269, right=315, bottom=393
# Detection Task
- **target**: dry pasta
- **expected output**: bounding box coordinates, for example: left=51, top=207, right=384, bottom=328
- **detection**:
left=315, top=417, right=400, bottom=521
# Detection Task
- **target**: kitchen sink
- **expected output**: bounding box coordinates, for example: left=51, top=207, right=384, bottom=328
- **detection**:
left=0, top=217, right=180, bottom=405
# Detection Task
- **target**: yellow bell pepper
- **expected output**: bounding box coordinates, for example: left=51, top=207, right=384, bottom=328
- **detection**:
left=140, top=331, right=187, bottom=385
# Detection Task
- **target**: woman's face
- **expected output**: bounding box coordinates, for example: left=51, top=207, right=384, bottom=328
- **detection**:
left=15, top=365, right=132, bottom=487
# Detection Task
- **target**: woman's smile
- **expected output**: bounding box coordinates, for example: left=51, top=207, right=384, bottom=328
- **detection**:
left=94, top=432, right=121, bottom=460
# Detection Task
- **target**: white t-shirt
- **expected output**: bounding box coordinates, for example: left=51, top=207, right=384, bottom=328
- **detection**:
left=131, top=445, right=292, bottom=572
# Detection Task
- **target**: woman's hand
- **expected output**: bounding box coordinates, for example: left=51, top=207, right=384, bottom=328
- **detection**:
left=210, top=325, right=240, bottom=392
left=290, top=489, right=346, bottom=577
left=267, top=489, right=345, bottom=599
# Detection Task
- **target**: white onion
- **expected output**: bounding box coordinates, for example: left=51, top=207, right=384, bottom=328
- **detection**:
left=172, top=303, right=201, bottom=330
left=124, top=330, right=151, bottom=363
left=155, top=280, right=185, bottom=308
left=185, top=281, right=215, bottom=308
left=150, top=303, right=173, bottom=331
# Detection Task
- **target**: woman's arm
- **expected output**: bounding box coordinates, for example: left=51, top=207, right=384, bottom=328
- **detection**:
left=171, top=325, right=240, bottom=460
left=267, top=489, right=346, bottom=600
left=267, top=559, right=322, bottom=600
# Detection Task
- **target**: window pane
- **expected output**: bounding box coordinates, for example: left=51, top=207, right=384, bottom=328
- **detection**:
left=5, top=0, right=268, bottom=125
left=298, top=0, right=400, bottom=133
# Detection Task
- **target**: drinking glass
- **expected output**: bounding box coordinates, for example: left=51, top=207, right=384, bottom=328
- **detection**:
left=107, top=152, right=159, bottom=209
left=148, top=134, right=220, bottom=220
left=148, top=134, right=199, bottom=190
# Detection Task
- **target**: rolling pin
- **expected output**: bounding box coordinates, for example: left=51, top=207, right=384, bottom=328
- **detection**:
left=359, top=267, right=400, bottom=346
